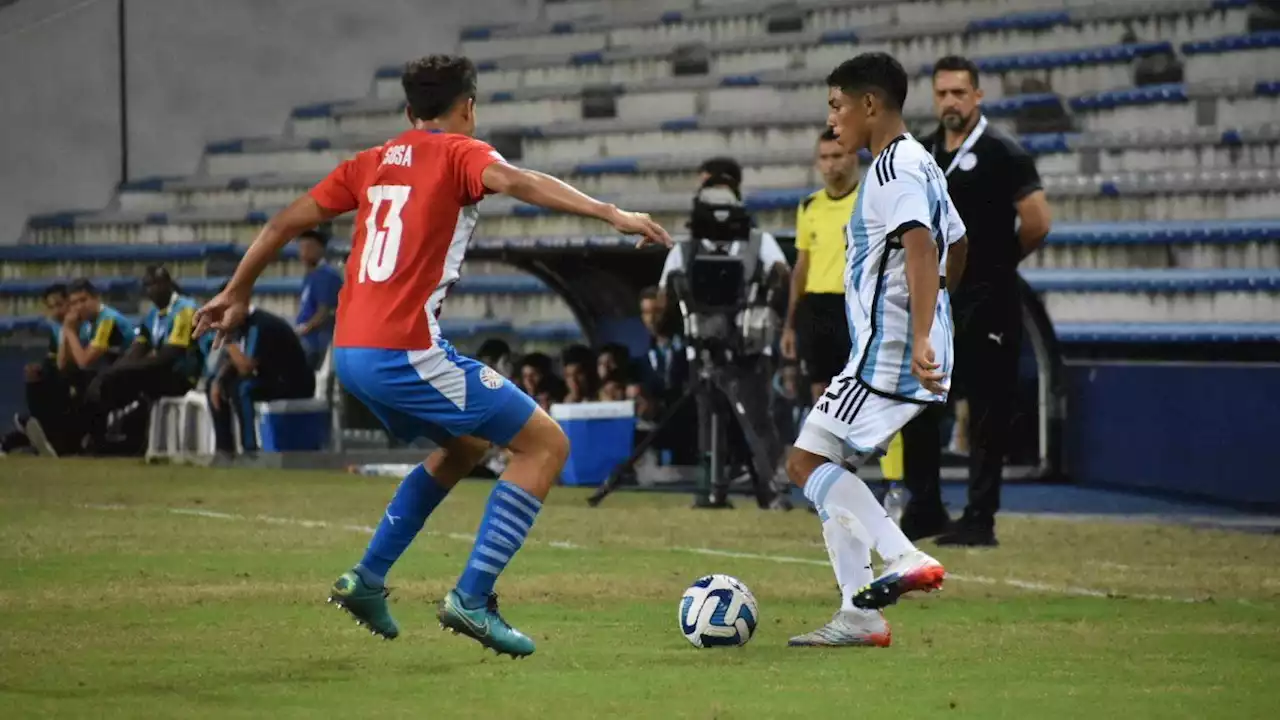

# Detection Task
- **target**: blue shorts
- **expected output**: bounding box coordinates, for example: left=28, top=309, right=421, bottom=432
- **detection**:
left=335, top=342, right=537, bottom=447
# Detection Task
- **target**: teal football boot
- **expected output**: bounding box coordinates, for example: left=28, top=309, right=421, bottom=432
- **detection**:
left=327, top=570, right=399, bottom=640
left=437, top=589, right=535, bottom=658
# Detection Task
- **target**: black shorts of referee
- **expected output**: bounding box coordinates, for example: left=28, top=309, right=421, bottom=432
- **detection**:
left=796, top=293, right=851, bottom=398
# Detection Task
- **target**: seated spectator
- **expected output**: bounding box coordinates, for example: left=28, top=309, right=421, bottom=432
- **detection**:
left=598, top=373, right=628, bottom=402
left=476, top=338, right=514, bottom=378
left=208, top=306, right=315, bottom=459
left=60, top=278, right=134, bottom=374
left=595, top=342, right=632, bottom=386
left=26, top=279, right=136, bottom=455
left=85, top=267, right=205, bottom=453
left=517, top=352, right=563, bottom=410
left=561, top=344, right=599, bottom=403
left=294, top=229, right=343, bottom=370
left=5, top=284, right=74, bottom=456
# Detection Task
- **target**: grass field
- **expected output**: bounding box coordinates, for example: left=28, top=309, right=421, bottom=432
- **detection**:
left=2, top=457, right=1278, bottom=719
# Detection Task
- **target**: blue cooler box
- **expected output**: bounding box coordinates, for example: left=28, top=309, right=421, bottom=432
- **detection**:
left=551, top=400, right=636, bottom=487
left=255, top=398, right=331, bottom=452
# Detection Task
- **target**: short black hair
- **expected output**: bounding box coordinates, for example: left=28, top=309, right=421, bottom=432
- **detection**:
left=639, top=285, right=663, bottom=302
left=44, top=283, right=67, bottom=299
left=697, top=156, right=743, bottom=189
left=67, top=278, right=97, bottom=296
left=819, top=127, right=839, bottom=143
left=932, top=55, right=981, bottom=89
left=826, top=52, right=909, bottom=112
left=298, top=229, right=329, bottom=247
left=598, top=342, right=630, bottom=366
left=518, top=352, right=553, bottom=374
left=402, top=54, right=478, bottom=122
left=476, top=338, right=511, bottom=360
left=142, top=264, right=182, bottom=294
left=561, top=343, right=595, bottom=369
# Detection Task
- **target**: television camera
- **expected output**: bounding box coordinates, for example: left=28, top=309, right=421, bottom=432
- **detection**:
left=588, top=181, right=789, bottom=509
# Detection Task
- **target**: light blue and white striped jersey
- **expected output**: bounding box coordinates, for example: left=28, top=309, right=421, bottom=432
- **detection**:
left=844, top=133, right=966, bottom=404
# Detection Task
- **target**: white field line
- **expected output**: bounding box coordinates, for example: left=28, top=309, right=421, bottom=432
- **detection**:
left=82, top=504, right=1200, bottom=603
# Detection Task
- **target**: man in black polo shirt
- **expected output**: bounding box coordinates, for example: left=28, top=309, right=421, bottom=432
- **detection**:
left=208, top=306, right=315, bottom=458
left=901, top=55, right=1053, bottom=546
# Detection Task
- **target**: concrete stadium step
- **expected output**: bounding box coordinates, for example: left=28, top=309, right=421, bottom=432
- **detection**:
left=111, top=125, right=1280, bottom=216
left=207, top=82, right=1280, bottom=176
left=319, top=40, right=1172, bottom=134
left=6, top=221, right=1280, bottom=282
left=34, top=166, right=1280, bottom=247
left=328, top=34, right=1277, bottom=133
left=444, top=0, right=1248, bottom=80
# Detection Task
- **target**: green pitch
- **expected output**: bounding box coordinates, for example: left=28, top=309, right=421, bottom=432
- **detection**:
left=1, top=457, right=1277, bottom=719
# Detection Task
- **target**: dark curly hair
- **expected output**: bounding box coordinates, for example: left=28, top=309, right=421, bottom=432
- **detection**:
left=401, top=54, right=479, bottom=122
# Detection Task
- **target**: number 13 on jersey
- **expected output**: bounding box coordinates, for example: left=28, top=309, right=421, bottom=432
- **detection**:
left=359, top=185, right=411, bottom=283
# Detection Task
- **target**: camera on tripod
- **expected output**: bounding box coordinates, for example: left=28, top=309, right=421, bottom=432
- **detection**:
left=588, top=177, right=790, bottom=510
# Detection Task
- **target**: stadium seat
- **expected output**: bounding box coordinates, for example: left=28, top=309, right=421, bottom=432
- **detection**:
left=1024, top=268, right=1280, bottom=323
left=439, top=0, right=1251, bottom=91
left=1182, top=30, right=1280, bottom=83
left=1052, top=321, right=1280, bottom=343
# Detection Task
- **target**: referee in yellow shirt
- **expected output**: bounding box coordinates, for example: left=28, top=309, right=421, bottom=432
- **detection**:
left=781, top=128, right=860, bottom=405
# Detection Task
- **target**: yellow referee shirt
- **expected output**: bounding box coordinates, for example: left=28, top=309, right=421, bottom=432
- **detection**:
left=795, top=186, right=858, bottom=294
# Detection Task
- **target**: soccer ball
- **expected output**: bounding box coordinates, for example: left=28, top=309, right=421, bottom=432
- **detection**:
left=678, top=574, right=759, bottom=647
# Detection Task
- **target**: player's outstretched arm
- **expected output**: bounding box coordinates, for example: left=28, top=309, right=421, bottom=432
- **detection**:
left=902, top=226, right=945, bottom=394
left=193, top=195, right=339, bottom=341
left=481, top=163, right=672, bottom=248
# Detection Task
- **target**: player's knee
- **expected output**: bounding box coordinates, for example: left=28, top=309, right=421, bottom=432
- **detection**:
left=507, top=411, right=570, bottom=489
left=786, top=447, right=825, bottom=488
left=429, top=435, right=491, bottom=485
left=534, top=418, right=570, bottom=470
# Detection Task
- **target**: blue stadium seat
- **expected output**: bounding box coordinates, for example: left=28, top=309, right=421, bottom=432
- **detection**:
left=1182, top=30, right=1280, bottom=54
left=1053, top=322, right=1280, bottom=343
left=1021, top=268, right=1280, bottom=293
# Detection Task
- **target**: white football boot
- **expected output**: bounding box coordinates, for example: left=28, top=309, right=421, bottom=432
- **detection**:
left=851, top=549, right=946, bottom=610
left=788, top=609, right=891, bottom=647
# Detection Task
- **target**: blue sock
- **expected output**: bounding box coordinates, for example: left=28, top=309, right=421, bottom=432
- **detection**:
left=456, top=481, right=542, bottom=605
left=354, top=464, right=449, bottom=587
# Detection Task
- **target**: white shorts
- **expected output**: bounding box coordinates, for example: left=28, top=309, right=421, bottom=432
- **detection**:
left=794, top=372, right=926, bottom=465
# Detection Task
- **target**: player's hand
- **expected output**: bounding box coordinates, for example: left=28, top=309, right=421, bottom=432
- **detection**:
left=193, top=289, right=250, bottom=349
left=609, top=207, right=673, bottom=248
left=780, top=326, right=797, bottom=360
left=209, top=382, right=223, bottom=411
left=911, top=337, right=947, bottom=396
left=23, top=362, right=42, bottom=383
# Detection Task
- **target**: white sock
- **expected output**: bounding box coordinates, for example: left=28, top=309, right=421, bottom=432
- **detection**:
left=804, top=462, right=916, bottom=563
left=819, top=510, right=873, bottom=612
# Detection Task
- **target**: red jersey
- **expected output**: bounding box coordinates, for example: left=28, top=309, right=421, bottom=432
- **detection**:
left=309, top=129, right=504, bottom=349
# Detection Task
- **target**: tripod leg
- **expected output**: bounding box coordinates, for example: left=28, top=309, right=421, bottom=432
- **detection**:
left=712, top=365, right=784, bottom=509
left=588, top=387, right=698, bottom=507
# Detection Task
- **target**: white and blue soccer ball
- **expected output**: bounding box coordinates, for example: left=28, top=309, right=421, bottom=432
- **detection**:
left=678, top=574, right=759, bottom=648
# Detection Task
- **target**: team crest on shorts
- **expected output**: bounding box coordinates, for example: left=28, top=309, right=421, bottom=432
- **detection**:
left=479, top=366, right=505, bottom=390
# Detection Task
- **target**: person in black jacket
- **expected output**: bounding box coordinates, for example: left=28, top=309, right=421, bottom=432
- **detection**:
left=901, top=56, right=1053, bottom=546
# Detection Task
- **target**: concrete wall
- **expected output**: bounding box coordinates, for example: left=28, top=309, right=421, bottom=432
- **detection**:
left=0, top=0, right=537, bottom=243
left=0, top=0, right=122, bottom=244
